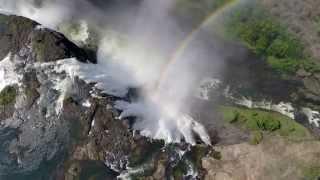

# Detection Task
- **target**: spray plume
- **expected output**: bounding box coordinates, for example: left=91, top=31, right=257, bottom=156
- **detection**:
left=0, top=0, right=240, bottom=145
left=157, top=0, right=240, bottom=89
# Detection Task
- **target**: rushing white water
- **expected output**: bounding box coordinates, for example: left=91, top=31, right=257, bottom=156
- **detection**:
left=47, top=22, right=212, bottom=145
left=196, top=78, right=222, bottom=100
left=115, top=97, right=211, bottom=145
left=52, top=56, right=211, bottom=145
left=32, top=62, right=74, bottom=117
left=0, top=54, right=20, bottom=92
left=235, top=97, right=295, bottom=119
left=302, top=108, right=320, bottom=127
left=235, top=97, right=320, bottom=128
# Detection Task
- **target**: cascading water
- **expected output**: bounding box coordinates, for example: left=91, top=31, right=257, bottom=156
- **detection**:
left=55, top=30, right=212, bottom=145
left=0, top=0, right=238, bottom=145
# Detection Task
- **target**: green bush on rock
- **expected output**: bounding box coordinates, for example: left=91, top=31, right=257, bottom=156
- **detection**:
left=0, top=86, right=17, bottom=106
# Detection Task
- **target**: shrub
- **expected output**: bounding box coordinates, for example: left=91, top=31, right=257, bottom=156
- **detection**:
left=267, top=36, right=303, bottom=59
left=210, top=150, right=222, bottom=160
left=0, top=86, right=17, bottom=105
left=257, top=117, right=281, bottom=131
left=250, top=131, right=263, bottom=145
left=224, top=2, right=318, bottom=74
left=267, top=56, right=300, bottom=74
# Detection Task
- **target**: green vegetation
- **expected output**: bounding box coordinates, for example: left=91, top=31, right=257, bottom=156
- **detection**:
left=302, top=166, right=320, bottom=180
left=174, top=0, right=233, bottom=28
left=224, top=2, right=320, bottom=74
left=210, top=150, right=222, bottom=160
left=0, top=86, right=17, bottom=106
left=267, top=57, right=300, bottom=74
left=250, top=131, right=263, bottom=145
left=185, top=145, right=209, bottom=167
left=220, top=106, right=312, bottom=143
left=172, top=160, right=188, bottom=179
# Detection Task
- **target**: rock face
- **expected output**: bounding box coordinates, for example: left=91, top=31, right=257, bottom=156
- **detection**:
left=0, top=14, right=96, bottom=178
left=0, top=14, right=119, bottom=179
left=0, top=14, right=94, bottom=63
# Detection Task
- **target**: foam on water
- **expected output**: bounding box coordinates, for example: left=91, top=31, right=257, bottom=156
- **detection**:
left=56, top=58, right=211, bottom=144
left=0, top=54, right=20, bottom=92
left=115, top=95, right=211, bottom=145
left=302, top=108, right=320, bottom=127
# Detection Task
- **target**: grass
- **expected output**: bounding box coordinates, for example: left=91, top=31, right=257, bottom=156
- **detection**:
left=302, top=166, right=320, bottom=180
left=0, top=86, right=17, bottom=106
left=219, top=106, right=312, bottom=143
left=223, top=1, right=320, bottom=74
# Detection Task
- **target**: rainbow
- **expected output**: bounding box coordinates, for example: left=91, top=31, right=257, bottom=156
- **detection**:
left=157, top=0, right=240, bottom=89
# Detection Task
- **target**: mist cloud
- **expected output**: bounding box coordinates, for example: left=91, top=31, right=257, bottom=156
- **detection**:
left=0, top=0, right=229, bottom=145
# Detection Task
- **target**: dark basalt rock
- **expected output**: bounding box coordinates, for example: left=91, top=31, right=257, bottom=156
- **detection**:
left=0, top=14, right=37, bottom=60
left=0, top=14, right=95, bottom=63
left=31, top=29, right=97, bottom=63
left=0, top=14, right=98, bottom=178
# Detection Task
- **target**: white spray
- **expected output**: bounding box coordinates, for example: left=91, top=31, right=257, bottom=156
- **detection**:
left=0, top=0, right=214, bottom=145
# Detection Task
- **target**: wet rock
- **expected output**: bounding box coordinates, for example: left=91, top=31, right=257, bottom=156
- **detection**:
left=314, top=73, right=320, bottom=81
left=0, top=14, right=98, bottom=177
left=31, top=29, right=91, bottom=63
left=64, top=160, right=118, bottom=180
left=0, top=14, right=95, bottom=63
left=297, top=68, right=312, bottom=78
left=21, top=70, right=40, bottom=109
left=0, top=14, right=36, bottom=60
left=302, top=77, right=320, bottom=96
